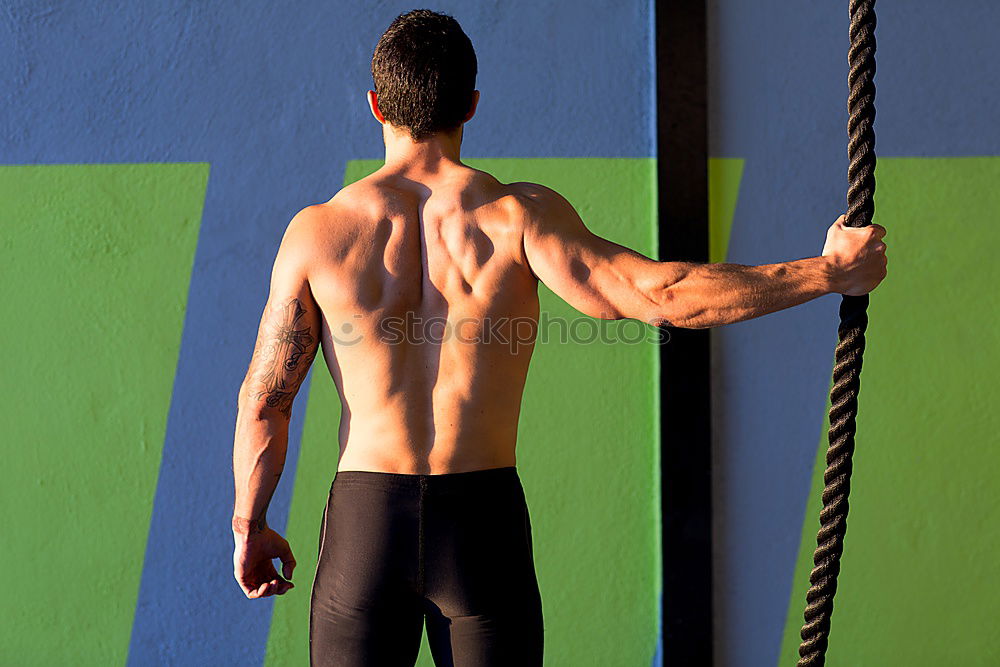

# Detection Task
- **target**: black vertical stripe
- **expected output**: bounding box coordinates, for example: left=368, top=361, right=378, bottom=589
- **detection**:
left=655, top=0, right=713, bottom=664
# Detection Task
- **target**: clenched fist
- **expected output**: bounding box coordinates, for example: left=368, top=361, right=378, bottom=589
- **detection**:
left=822, top=214, right=888, bottom=296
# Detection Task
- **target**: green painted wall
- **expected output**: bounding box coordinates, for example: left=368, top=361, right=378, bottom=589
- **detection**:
left=779, top=158, right=1000, bottom=665
left=265, top=158, right=660, bottom=666
left=0, top=164, right=209, bottom=664
left=708, top=158, right=744, bottom=264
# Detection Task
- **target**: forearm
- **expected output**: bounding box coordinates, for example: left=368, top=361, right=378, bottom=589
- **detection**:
left=649, top=255, right=838, bottom=329
left=232, top=395, right=290, bottom=535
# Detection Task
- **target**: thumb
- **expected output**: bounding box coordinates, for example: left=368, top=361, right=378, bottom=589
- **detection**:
left=278, top=539, right=296, bottom=580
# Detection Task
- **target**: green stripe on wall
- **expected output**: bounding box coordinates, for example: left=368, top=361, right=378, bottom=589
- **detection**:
left=779, top=158, right=1000, bottom=665
left=0, top=163, right=209, bottom=664
left=709, top=158, right=744, bottom=263
left=265, top=158, right=660, bottom=666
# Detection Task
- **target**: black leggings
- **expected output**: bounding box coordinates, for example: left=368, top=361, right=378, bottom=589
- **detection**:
left=309, top=465, right=544, bottom=666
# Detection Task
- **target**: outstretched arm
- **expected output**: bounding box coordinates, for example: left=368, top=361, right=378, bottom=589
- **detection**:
left=232, top=206, right=323, bottom=598
left=518, top=183, right=887, bottom=329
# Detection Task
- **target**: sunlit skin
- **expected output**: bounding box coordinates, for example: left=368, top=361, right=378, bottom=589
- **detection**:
left=231, top=89, right=888, bottom=599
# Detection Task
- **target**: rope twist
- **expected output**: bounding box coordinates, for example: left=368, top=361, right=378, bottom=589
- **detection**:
left=797, top=1, right=876, bottom=664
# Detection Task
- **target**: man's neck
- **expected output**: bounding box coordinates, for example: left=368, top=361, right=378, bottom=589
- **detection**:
left=382, top=124, right=465, bottom=176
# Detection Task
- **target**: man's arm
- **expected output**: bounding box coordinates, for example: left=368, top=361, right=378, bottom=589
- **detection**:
left=518, top=183, right=887, bottom=329
left=231, top=206, right=323, bottom=598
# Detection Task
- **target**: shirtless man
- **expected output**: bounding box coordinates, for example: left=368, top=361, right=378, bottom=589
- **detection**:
left=231, top=9, right=887, bottom=667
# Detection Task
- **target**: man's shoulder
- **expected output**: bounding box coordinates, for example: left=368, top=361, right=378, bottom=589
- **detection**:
left=321, top=177, right=383, bottom=216
left=503, top=181, right=575, bottom=216
left=500, top=181, right=579, bottom=234
left=290, top=182, right=376, bottom=234
left=504, top=180, right=557, bottom=199
left=275, top=199, right=360, bottom=263
left=283, top=202, right=342, bottom=236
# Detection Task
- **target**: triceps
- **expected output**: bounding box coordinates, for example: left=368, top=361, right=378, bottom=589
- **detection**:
left=242, top=296, right=320, bottom=419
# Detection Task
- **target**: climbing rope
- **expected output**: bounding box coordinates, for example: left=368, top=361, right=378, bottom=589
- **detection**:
left=797, top=1, right=876, bottom=664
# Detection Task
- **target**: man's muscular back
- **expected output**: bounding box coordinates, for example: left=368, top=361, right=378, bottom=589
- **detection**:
left=305, top=164, right=542, bottom=474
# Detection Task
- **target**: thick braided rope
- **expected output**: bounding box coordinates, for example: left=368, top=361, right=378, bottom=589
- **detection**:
left=796, top=1, right=876, bottom=664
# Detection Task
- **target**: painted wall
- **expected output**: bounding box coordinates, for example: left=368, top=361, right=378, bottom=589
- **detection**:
left=1, top=2, right=660, bottom=666
left=7, top=2, right=995, bottom=665
left=709, top=1, right=1000, bottom=665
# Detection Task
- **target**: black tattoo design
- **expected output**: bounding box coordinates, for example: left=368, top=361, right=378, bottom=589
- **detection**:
left=244, top=297, right=319, bottom=418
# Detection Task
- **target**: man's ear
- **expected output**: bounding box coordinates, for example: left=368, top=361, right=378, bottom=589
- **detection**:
left=367, top=90, right=386, bottom=124
left=463, top=90, right=480, bottom=123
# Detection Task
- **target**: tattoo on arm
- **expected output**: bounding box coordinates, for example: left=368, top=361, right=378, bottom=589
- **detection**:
left=243, top=297, right=320, bottom=418
left=231, top=514, right=267, bottom=536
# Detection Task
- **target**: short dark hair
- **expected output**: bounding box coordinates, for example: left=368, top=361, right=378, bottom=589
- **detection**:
left=371, top=9, right=477, bottom=140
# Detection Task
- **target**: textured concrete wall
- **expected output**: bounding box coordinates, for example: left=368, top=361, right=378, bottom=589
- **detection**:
left=709, top=1, right=1000, bottom=665
left=1, top=2, right=659, bottom=665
